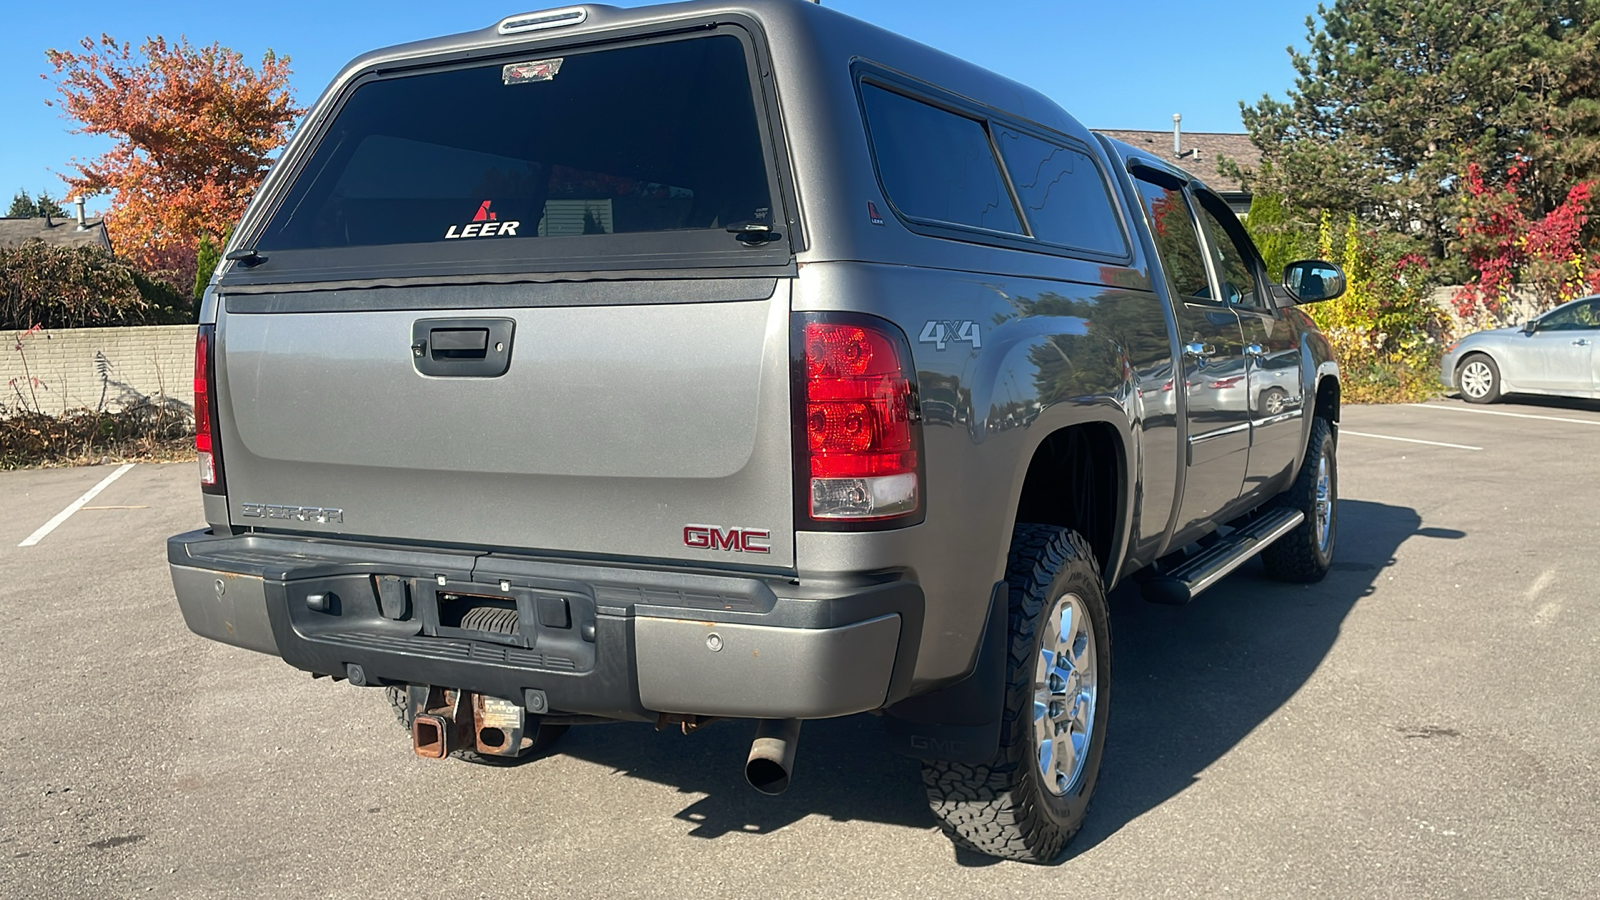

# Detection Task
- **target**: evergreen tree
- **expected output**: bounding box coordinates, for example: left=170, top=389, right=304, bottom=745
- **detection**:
left=1241, top=0, right=1600, bottom=263
left=7, top=190, right=68, bottom=218
left=1243, top=185, right=1313, bottom=280
left=193, top=233, right=223, bottom=300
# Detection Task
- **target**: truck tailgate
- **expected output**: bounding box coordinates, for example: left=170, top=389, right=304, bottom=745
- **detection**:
left=215, top=282, right=795, bottom=566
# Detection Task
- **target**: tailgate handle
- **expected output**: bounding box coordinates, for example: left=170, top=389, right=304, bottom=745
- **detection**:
left=411, top=318, right=515, bottom=378
left=429, top=328, right=489, bottom=357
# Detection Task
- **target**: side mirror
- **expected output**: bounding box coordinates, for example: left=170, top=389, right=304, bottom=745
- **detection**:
left=1282, top=260, right=1347, bottom=304
left=1521, top=319, right=1539, bottom=334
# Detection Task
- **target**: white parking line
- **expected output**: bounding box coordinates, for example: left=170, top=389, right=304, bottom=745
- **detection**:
left=1342, top=430, right=1483, bottom=451
left=18, top=464, right=137, bottom=547
left=1407, top=403, right=1600, bottom=426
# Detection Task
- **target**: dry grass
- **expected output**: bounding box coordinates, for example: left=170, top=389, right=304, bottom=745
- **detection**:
left=0, top=402, right=193, bottom=469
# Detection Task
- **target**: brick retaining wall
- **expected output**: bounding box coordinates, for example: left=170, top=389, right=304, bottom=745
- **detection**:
left=2, top=325, right=196, bottom=416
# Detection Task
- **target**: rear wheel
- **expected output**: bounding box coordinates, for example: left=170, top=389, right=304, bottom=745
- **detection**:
left=921, top=525, right=1111, bottom=863
left=1457, top=354, right=1501, bottom=404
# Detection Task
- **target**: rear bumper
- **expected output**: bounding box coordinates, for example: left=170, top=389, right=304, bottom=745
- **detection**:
left=168, top=529, right=919, bottom=721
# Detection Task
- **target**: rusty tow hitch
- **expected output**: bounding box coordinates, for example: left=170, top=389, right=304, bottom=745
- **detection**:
left=407, top=685, right=529, bottom=759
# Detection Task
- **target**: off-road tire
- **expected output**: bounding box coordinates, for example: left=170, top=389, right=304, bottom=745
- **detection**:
left=385, top=686, right=567, bottom=766
left=921, top=525, right=1112, bottom=864
left=1261, top=416, right=1336, bottom=583
left=1456, top=353, right=1502, bottom=404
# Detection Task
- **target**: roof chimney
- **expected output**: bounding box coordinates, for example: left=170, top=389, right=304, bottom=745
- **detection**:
left=1173, top=113, right=1182, bottom=157
left=75, top=198, right=88, bottom=231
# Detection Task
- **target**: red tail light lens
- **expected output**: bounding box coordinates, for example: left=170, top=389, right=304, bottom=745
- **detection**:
left=194, top=325, right=224, bottom=493
left=801, top=319, right=919, bottom=520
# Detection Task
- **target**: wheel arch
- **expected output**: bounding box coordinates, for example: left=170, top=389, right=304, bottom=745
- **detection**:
left=1006, top=417, right=1131, bottom=586
left=1314, top=369, right=1340, bottom=423
left=1454, top=348, right=1500, bottom=385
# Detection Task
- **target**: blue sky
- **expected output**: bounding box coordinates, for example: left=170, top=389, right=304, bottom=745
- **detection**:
left=0, top=0, right=1315, bottom=215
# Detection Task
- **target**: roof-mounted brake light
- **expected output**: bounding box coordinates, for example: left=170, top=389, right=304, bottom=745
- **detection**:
left=498, top=7, right=587, bottom=34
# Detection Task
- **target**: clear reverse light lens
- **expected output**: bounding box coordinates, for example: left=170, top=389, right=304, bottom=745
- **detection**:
left=811, top=473, right=918, bottom=519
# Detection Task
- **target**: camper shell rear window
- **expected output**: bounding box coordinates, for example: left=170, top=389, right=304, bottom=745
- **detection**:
left=226, top=29, right=788, bottom=285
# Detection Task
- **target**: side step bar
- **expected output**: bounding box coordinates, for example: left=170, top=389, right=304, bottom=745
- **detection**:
left=1140, top=508, right=1306, bottom=606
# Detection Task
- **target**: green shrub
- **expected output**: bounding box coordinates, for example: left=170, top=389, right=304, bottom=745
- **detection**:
left=0, top=240, right=194, bottom=329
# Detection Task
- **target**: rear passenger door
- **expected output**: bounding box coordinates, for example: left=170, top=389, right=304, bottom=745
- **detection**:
left=1130, top=173, right=1249, bottom=536
left=1192, top=191, right=1304, bottom=496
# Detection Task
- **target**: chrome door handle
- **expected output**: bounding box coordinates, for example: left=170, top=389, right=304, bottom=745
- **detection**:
left=1245, top=343, right=1265, bottom=358
left=1183, top=342, right=1217, bottom=358
left=1574, top=339, right=1592, bottom=346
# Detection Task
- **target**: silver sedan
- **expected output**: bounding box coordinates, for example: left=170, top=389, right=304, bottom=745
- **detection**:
left=1441, top=295, right=1600, bottom=403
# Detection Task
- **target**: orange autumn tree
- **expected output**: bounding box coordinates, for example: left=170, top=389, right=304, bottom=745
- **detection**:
left=45, top=35, right=301, bottom=289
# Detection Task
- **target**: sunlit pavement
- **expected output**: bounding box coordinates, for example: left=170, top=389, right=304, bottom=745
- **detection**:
left=2, top=396, right=1596, bottom=898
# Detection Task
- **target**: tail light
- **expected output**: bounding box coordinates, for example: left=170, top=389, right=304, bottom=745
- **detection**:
left=194, top=325, right=225, bottom=493
left=797, top=315, right=921, bottom=522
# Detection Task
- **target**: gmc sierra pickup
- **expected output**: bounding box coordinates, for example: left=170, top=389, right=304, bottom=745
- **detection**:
left=169, top=0, right=1345, bottom=862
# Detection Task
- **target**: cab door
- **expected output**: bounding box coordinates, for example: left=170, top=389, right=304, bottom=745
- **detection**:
left=1130, top=173, right=1249, bottom=540
left=1192, top=191, right=1304, bottom=497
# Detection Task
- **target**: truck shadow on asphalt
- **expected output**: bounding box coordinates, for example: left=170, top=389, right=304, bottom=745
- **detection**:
left=555, top=499, right=1456, bottom=863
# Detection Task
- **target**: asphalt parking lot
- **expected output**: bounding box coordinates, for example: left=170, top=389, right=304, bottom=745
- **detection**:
left=1, top=397, right=1596, bottom=899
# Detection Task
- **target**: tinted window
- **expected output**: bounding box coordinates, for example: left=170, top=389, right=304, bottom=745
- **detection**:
left=1195, top=200, right=1261, bottom=308
left=994, top=129, right=1126, bottom=255
left=860, top=85, right=1022, bottom=234
left=1133, top=179, right=1211, bottom=301
left=256, top=35, right=771, bottom=251
left=1541, top=299, right=1600, bottom=330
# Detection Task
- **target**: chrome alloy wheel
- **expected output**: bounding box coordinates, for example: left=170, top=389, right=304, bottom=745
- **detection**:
left=1034, top=592, right=1098, bottom=797
left=1459, top=360, right=1493, bottom=399
left=1314, top=448, right=1333, bottom=553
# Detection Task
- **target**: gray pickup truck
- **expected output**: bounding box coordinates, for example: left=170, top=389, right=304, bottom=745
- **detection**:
left=168, top=0, right=1345, bottom=863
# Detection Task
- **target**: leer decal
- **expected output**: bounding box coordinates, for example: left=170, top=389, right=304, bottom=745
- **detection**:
left=444, top=200, right=521, bottom=240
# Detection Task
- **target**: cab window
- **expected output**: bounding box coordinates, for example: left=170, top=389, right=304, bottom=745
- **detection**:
left=1132, top=178, right=1211, bottom=302
left=1195, top=194, right=1263, bottom=310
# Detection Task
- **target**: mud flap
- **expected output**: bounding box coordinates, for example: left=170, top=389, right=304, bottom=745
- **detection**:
left=882, top=582, right=1007, bottom=764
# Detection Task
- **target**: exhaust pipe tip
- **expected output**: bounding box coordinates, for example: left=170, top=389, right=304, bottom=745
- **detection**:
left=745, top=756, right=792, bottom=795
left=744, top=719, right=802, bottom=796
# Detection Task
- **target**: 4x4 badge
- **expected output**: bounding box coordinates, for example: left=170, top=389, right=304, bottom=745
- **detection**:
left=919, top=320, right=982, bottom=351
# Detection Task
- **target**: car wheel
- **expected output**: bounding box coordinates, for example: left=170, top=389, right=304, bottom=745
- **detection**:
left=1262, top=416, right=1336, bottom=583
left=1457, top=353, right=1501, bottom=404
left=921, top=524, right=1111, bottom=864
left=1259, top=387, right=1288, bottom=416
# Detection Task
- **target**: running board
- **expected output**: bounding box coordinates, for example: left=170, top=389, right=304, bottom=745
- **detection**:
left=1139, top=508, right=1306, bottom=606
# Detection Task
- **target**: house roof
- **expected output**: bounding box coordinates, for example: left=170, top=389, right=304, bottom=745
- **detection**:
left=1093, top=130, right=1261, bottom=195
left=0, top=216, right=113, bottom=252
